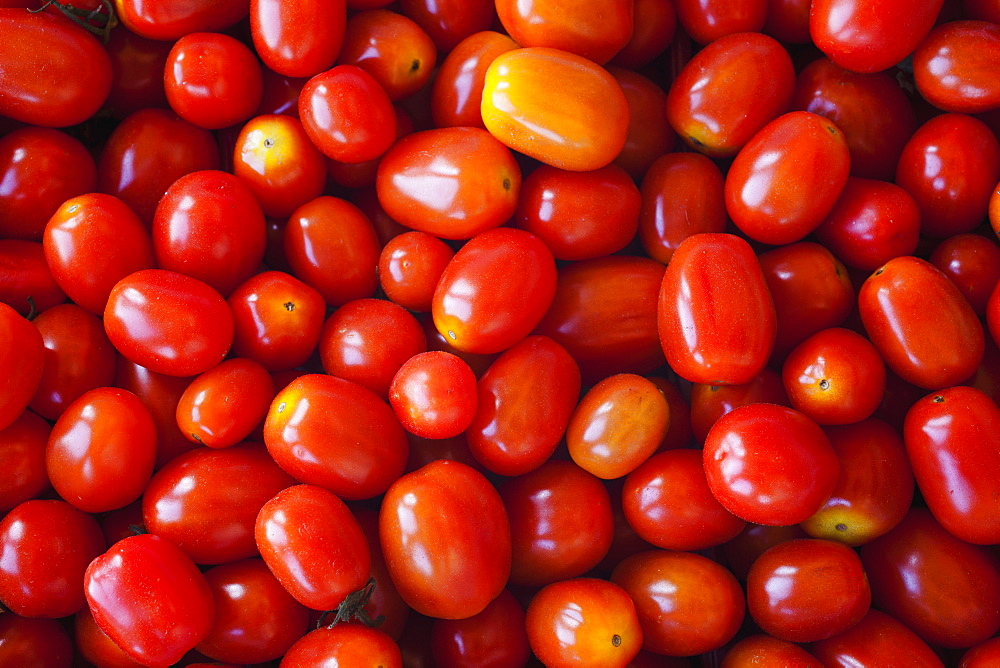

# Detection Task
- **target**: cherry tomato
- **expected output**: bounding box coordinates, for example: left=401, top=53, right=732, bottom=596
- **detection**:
left=430, top=588, right=530, bottom=667
left=0, top=302, right=45, bottom=431
left=658, top=233, right=776, bottom=385
left=397, top=0, right=497, bottom=52
left=113, top=0, right=248, bottom=40
left=377, top=231, right=455, bottom=313
left=675, top=0, right=766, bottom=44
left=0, top=239, right=66, bottom=317
left=175, top=359, right=274, bottom=449
left=929, top=233, right=1000, bottom=316
left=962, top=637, right=1000, bottom=668
left=914, top=20, right=1000, bottom=113
left=608, top=67, right=677, bottom=180
left=722, top=634, right=821, bottom=667
left=763, top=0, right=812, bottom=44
left=338, top=9, right=437, bottom=101
left=114, top=359, right=197, bottom=469
left=389, top=351, right=477, bottom=439
left=810, top=608, right=945, bottom=668
left=379, top=459, right=511, bottom=619
left=74, top=604, right=146, bottom=668
left=250, top=0, right=347, bottom=78
left=103, top=25, right=171, bottom=119
left=281, top=624, right=402, bottom=667
left=495, top=0, right=633, bottom=64
left=689, top=368, right=789, bottom=444
left=430, top=30, right=518, bottom=129
left=0, top=410, right=50, bottom=513
left=0, top=615, right=73, bottom=667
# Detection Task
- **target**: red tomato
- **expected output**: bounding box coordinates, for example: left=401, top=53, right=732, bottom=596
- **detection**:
left=658, top=233, right=776, bottom=385
left=723, top=523, right=810, bottom=582
left=495, top=0, right=632, bottom=64
left=609, top=67, right=677, bottom=180
left=962, top=637, right=1000, bottom=667
left=175, top=359, right=274, bottom=449
left=74, top=605, right=147, bottom=668
left=0, top=239, right=66, bottom=317
left=675, top=0, right=766, bottom=44
left=689, top=368, right=789, bottom=444
left=389, top=351, right=477, bottom=440
left=703, top=403, right=839, bottom=526
left=722, top=634, right=821, bottom=667
left=84, top=533, right=216, bottom=666
left=430, top=589, right=530, bottom=667
left=255, top=484, right=371, bottom=610
left=397, top=0, right=497, bottom=52
left=338, top=9, right=437, bottom=101
left=0, top=302, right=45, bottom=432
left=377, top=231, right=455, bottom=312
left=380, top=460, right=511, bottom=619
left=251, top=0, right=347, bottom=78
left=0, top=615, right=73, bottom=667
left=104, top=269, right=235, bottom=378
left=859, top=255, right=984, bottom=390
left=430, top=30, right=518, bottom=129
left=914, top=20, right=1000, bottom=113
left=114, top=0, right=248, bottom=40
left=0, top=410, right=50, bottom=513
left=281, top=624, right=402, bottom=667
left=810, top=609, right=945, bottom=668
left=264, top=374, right=408, bottom=500
left=764, top=0, right=812, bottom=43
left=526, top=578, right=643, bottom=667
left=432, top=228, right=556, bottom=355
left=929, top=233, right=1000, bottom=316
left=610, top=0, right=677, bottom=68
left=103, top=26, right=171, bottom=119
left=0, top=9, right=112, bottom=127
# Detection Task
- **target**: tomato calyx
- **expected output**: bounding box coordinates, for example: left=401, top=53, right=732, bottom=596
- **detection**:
left=29, top=0, right=118, bottom=43
left=314, top=577, right=385, bottom=629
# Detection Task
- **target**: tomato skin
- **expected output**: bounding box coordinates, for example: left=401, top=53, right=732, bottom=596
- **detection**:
left=526, top=578, right=643, bottom=667
left=379, top=460, right=511, bottom=620
left=74, top=604, right=147, bottom=668
left=481, top=47, right=630, bottom=172
left=962, top=637, right=1000, bottom=667
left=0, top=499, right=105, bottom=619
left=860, top=507, right=1000, bottom=648
left=810, top=608, right=944, bottom=668
left=175, top=359, right=274, bottom=449
left=0, top=10, right=112, bottom=127
left=430, top=588, right=530, bottom=667
left=264, top=373, right=409, bottom=500
left=389, top=351, right=477, bottom=440
left=703, top=403, right=839, bottom=526
left=378, top=231, right=455, bottom=313
left=929, top=233, right=1000, bottom=316
left=339, top=9, right=437, bottom=102
left=114, top=359, right=197, bottom=469
left=675, top=0, right=766, bottom=44
left=0, top=615, right=73, bottom=667
left=104, top=26, right=171, bottom=119
left=281, top=624, right=402, bottom=668
left=612, top=550, right=743, bottom=657
left=495, top=0, right=632, bottom=64
left=465, top=335, right=580, bottom=477
left=398, top=0, right=496, bottom=52
left=251, top=0, right=346, bottom=78
left=859, top=256, right=984, bottom=390
left=721, top=634, right=821, bottom=667
left=84, top=533, right=216, bottom=667
left=43, top=193, right=156, bottom=315
left=809, top=0, right=943, bottom=73
left=0, top=410, right=50, bottom=513
left=666, top=32, right=795, bottom=158
left=104, top=269, right=235, bottom=378
left=432, top=228, right=557, bottom=355
left=114, top=0, right=248, bottom=40
left=904, top=386, right=1000, bottom=545
left=913, top=20, right=1000, bottom=113
left=255, top=484, right=371, bottom=611
left=430, top=30, right=518, bottom=129
left=690, top=368, right=789, bottom=444
left=0, top=239, right=67, bottom=317
left=0, top=302, right=45, bottom=432
left=658, top=233, right=776, bottom=386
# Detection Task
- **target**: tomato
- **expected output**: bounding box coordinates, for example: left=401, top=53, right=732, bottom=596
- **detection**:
left=914, top=20, right=1000, bottom=113
left=0, top=499, right=105, bottom=619
left=377, top=231, right=455, bottom=313
left=0, top=615, right=73, bottom=667
left=526, top=578, right=643, bottom=667
left=255, top=484, right=370, bottom=610
left=432, top=227, right=556, bottom=355
left=764, top=0, right=812, bottom=43
left=339, top=9, right=437, bottom=101
left=498, top=459, right=614, bottom=586
left=430, top=588, right=530, bottom=667
left=689, top=368, right=789, bottom=444
left=608, top=67, right=676, bottom=180
left=801, top=418, right=914, bottom=546
left=514, top=163, right=640, bottom=261
left=809, top=0, right=943, bottom=73
left=666, top=32, right=795, bottom=158
left=0, top=410, right=50, bottom=513
left=389, top=351, right=477, bottom=439
left=861, top=507, right=1000, bottom=648
left=251, top=0, right=346, bottom=78
left=175, top=359, right=274, bottom=449
left=675, top=0, right=766, bottom=44
left=281, top=624, right=402, bottom=668
left=0, top=239, right=66, bottom=317
left=658, top=233, right=776, bottom=386
left=264, top=374, right=408, bottom=500
left=74, top=604, right=147, bottom=668
left=722, top=634, right=821, bottom=667
left=114, top=0, right=248, bottom=40
left=481, top=47, right=630, bottom=171
left=0, top=127, right=97, bottom=241
left=609, top=0, right=676, bottom=68
left=103, top=26, right=171, bottom=119
left=84, top=533, right=216, bottom=666
left=379, top=460, right=511, bottom=619
left=398, top=0, right=496, bottom=52
left=623, top=448, right=746, bottom=552
left=703, top=403, right=839, bottom=526
left=104, top=269, right=235, bottom=377
left=535, top=255, right=666, bottom=385
left=747, top=538, right=870, bottom=643
left=465, top=335, right=580, bottom=476
left=114, top=359, right=197, bottom=469
left=929, top=233, right=1000, bottom=316
left=352, top=508, right=410, bottom=639
left=723, top=523, right=809, bottom=582
left=43, top=193, right=155, bottom=316
left=0, top=302, right=45, bottom=432
left=495, top=0, right=632, bottom=64
left=810, top=609, right=945, bottom=668
left=962, top=637, right=1000, bottom=668
left=0, top=9, right=111, bottom=127
left=431, top=31, right=518, bottom=129
left=859, top=255, right=984, bottom=390
left=376, top=127, right=520, bottom=239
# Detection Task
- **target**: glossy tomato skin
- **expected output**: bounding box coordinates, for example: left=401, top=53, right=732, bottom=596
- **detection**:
left=0, top=499, right=105, bottom=619
left=0, top=10, right=112, bottom=127
left=43, top=193, right=156, bottom=315
left=389, top=351, right=477, bottom=440
left=45, top=387, right=156, bottom=513
left=176, top=357, right=273, bottom=448
left=0, top=410, right=50, bottom=513
left=430, top=30, right=518, bottom=129
left=398, top=0, right=496, bottom=52
left=495, top=0, right=632, bottom=64
left=114, top=359, right=197, bottom=469
left=722, top=634, right=821, bottom=667
left=810, top=608, right=944, bottom=668
left=962, top=637, right=1000, bottom=667
left=809, top=0, right=943, bottom=73
left=104, top=269, right=234, bottom=378
left=689, top=368, right=789, bottom=444
left=84, top=533, right=216, bottom=666
left=114, top=0, right=248, bottom=40
left=482, top=47, right=630, bottom=171
left=378, top=231, right=455, bottom=312
left=465, top=335, right=580, bottom=477
left=526, top=578, right=643, bottom=667
left=433, top=228, right=557, bottom=355
left=859, top=256, right=984, bottom=390
left=264, top=374, right=408, bottom=500
left=747, top=538, right=870, bottom=643
left=251, top=0, right=346, bottom=78
left=611, top=550, right=744, bottom=657
left=861, top=507, right=1000, bottom=648
left=666, top=32, right=795, bottom=158
left=914, top=20, right=1000, bottom=113
left=0, top=302, right=45, bottom=432
left=380, top=460, right=511, bottom=620
left=609, top=67, right=677, bottom=180
left=703, top=403, right=839, bottom=526
left=255, top=484, right=371, bottom=611
left=658, top=233, right=776, bottom=385
left=74, top=604, right=147, bottom=668
left=0, top=239, right=66, bottom=317
left=929, top=233, right=1000, bottom=316
left=281, top=624, right=402, bottom=668
left=801, top=418, right=914, bottom=546
left=430, top=588, right=530, bottom=667
left=675, top=0, right=766, bottom=44
left=904, top=386, right=1000, bottom=544
left=339, top=9, right=437, bottom=102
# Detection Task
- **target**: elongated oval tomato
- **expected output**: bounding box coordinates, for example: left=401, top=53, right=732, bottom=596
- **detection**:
left=658, top=233, right=776, bottom=385
left=859, top=256, right=984, bottom=390
left=432, top=228, right=557, bottom=355
left=114, top=0, right=248, bottom=40
left=481, top=47, right=629, bottom=172
left=0, top=302, right=45, bottom=432
left=251, top=0, right=347, bottom=78
left=904, top=386, right=1000, bottom=545
left=379, top=460, right=511, bottom=619
left=0, top=10, right=112, bottom=127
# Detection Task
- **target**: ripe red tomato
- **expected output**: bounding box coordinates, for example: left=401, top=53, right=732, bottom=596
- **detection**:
left=929, top=233, right=1000, bottom=316
left=339, top=9, right=437, bottom=101
left=430, top=30, right=518, bottom=129
left=281, top=624, right=402, bottom=667
left=377, top=231, right=455, bottom=312
left=0, top=410, right=50, bottom=513
left=495, top=0, right=632, bottom=64
left=389, top=351, right=477, bottom=439
left=250, top=0, right=347, bottom=78
left=722, top=634, right=821, bottom=667
left=430, top=588, right=530, bottom=667
left=810, top=609, right=945, bottom=668
left=397, top=0, right=497, bottom=52
left=689, top=368, right=789, bottom=444
left=913, top=20, right=1000, bottom=114
left=0, top=302, right=45, bottom=432
left=675, top=0, right=766, bottom=44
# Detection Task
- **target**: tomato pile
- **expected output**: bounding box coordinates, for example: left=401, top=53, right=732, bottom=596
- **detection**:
left=2, top=0, right=1000, bottom=665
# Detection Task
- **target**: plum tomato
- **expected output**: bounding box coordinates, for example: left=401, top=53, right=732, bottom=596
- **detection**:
left=810, top=608, right=944, bottom=668
left=338, top=9, right=437, bottom=101
left=495, top=0, right=632, bottom=64
left=175, top=358, right=274, bottom=449
left=913, top=21, right=1000, bottom=114
left=388, top=351, right=477, bottom=440
left=0, top=301, right=45, bottom=432
left=377, top=231, right=455, bottom=313
left=430, top=589, right=530, bottom=667
left=114, top=0, right=249, bottom=40
left=689, top=368, right=789, bottom=444
left=250, top=0, right=347, bottom=78
left=281, top=624, right=402, bottom=667
left=929, top=233, right=1000, bottom=316
left=0, top=410, right=51, bottom=513
left=397, top=0, right=497, bottom=52
left=721, top=634, right=821, bottom=666
left=430, top=30, right=518, bottom=129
